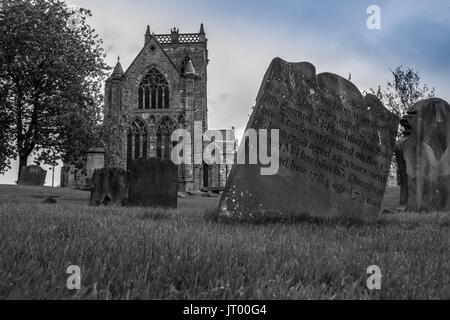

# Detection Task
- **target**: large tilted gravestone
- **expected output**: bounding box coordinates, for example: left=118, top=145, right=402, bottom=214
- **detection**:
left=396, top=98, right=450, bottom=212
left=218, top=58, right=399, bottom=220
left=129, top=158, right=178, bottom=208
left=89, top=168, right=128, bottom=206
left=18, top=165, right=47, bottom=186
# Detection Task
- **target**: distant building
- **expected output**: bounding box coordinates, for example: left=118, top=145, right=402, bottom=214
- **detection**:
left=202, top=129, right=237, bottom=192
left=87, top=24, right=235, bottom=192
left=60, top=148, right=105, bottom=189
left=60, top=164, right=86, bottom=189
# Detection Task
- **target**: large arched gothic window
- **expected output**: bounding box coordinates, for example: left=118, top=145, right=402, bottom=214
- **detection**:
left=138, top=68, right=170, bottom=110
left=127, top=119, right=148, bottom=169
left=156, top=116, right=178, bottom=160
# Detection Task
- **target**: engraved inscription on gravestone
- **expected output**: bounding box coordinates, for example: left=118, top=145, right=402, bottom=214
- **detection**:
left=218, top=58, right=399, bottom=220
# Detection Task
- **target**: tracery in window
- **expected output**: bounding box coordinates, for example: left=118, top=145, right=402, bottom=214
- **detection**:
left=126, top=119, right=148, bottom=169
left=138, top=68, right=169, bottom=109
left=156, top=116, right=178, bottom=160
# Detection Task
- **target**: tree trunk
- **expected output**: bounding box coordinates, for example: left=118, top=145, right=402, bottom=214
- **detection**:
left=18, top=155, right=28, bottom=182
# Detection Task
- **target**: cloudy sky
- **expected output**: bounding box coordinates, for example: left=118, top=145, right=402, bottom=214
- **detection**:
left=2, top=0, right=450, bottom=185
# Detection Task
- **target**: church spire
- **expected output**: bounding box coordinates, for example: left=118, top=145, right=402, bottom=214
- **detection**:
left=199, top=23, right=206, bottom=42
left=145, top=25, right=151, bottom=45
left=112, top=56, right=124, bottom=76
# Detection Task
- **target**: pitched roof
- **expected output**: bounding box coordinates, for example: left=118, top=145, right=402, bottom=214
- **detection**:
left=124, top=32, right=180, bottom=75
left=112, top=57, right=124, bottom=75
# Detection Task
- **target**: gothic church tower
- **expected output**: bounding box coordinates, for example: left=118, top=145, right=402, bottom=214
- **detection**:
left=104, top=24, right=209, bottom=191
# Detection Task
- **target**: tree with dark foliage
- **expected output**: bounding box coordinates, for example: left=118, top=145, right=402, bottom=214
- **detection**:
left=368, top=66, right=436, bottom=187
left=0, top=0, right=108, bottom=178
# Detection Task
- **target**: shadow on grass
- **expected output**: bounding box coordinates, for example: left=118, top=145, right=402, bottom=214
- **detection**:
left=440, top=221, right=450, bottom=228
left=205, top=209, right=447, bottom=234
left=32, top=194, right=60, bottom=199
left=133, top=208, right=180, bottom=221
left=203, top=209, right=397, bottom=228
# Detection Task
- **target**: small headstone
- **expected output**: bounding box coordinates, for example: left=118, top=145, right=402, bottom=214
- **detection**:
left=396, top=98, right=450, bottom=212
left=129, top=158, right=178, bottom=208
left=18, top=165, right=47, bottom=186
left=218, top=58, right=399, bottom=221
left=89, top=168, right=128, bottom=206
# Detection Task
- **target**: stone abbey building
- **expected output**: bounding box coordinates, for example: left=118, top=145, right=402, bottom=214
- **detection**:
left=102, top=24, right=235, bottom=192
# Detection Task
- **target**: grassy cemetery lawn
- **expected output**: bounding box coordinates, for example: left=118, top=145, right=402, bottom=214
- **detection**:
left=0, top=185, right=449, bottom=299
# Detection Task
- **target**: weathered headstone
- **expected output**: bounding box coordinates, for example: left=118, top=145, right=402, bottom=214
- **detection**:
left=129, top=158, right=178, bottom=208
left=218, top=58, right=399, bottom=220
left=85, top=148, right=105, bottom=187
left=18, top=165, right=47, bottom=186
left=396, top=98, right=450, bottom=212
left=89, top=167, right=128, bottom=206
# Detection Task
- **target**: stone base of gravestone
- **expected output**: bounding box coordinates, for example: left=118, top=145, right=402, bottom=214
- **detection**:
left=396, top=98, right=450, bottom=212
left=18, top=165, right=47, bottom=186
left=129, top=158, right=178, bottom=208
left=89, top=168, right=128, bottom=206
left=218, top=58, right=399, bottom=221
